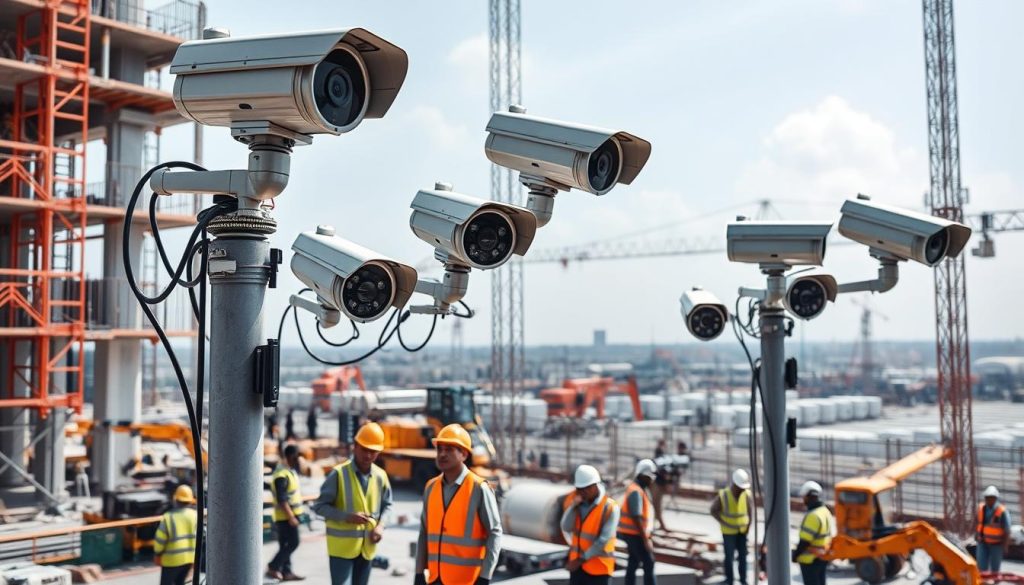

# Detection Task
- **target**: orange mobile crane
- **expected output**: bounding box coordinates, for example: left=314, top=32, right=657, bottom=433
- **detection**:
left=310, top=365, right=367, bottom=412
left=539, top=376, right=644, bottom=421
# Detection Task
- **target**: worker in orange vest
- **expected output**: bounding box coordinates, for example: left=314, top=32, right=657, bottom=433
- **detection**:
left=562, top=464, right=620, bottom=585
left=414, top=424, right=502, bottom=585
left=976, top=485, right=1011, bottom=572
left=618, top=459, right=658, bottom=585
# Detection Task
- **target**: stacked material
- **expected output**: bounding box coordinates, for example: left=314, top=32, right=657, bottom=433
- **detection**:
left=477, top=396, right=548, bottom=432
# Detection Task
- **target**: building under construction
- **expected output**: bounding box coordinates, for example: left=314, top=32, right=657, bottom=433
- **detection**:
left=0, top=0, right=203, bottom=504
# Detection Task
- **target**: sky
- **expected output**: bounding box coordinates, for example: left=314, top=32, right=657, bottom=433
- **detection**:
left=149, top=0, right=1024, bottom=351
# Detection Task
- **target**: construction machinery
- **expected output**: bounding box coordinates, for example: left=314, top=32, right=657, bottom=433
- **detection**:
left=310, top=365, right=367, bottom=412
left=70, top=419, right=206, bottom=470
left=821, top=444, right=984, bottom=583
left=539, top=376, right=644, bottom=421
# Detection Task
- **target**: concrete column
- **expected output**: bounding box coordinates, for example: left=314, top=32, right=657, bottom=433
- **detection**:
left=30, top=407, right=68, bottom=504
left=0, top=343, right=31, bottom=487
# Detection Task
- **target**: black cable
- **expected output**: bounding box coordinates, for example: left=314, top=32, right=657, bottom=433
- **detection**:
left=397, top=311, right=438, bottom=352
left=123, top=161, right=224, bottom=585
left=450, top=300, right=474, bottom=319
left=291, top=306, right=406, bottom=366
left=317, top=320, right=360, bottom=347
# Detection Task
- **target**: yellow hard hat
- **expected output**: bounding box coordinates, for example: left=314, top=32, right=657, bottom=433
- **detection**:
left=173, top=485, right=195, bottom=504
left=354, top=422, right=385, bottom=452
left=431, top=424, right=473, bottom=454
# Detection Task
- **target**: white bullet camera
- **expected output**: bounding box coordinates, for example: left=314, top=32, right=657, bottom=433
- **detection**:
left=291, top=225, right=417, bottom=323
left=409, top=182, right=538, bottom=270
left=680, top=287, right=728, bottom=341
left=170, top=28, right=408, bottom=136
left=784, top=274, right=837, bottom=321
left=484, top=106, right=652, bottom=226
left=726, top=221, right=833, bottom=267
left=838, top=196, right=972, bottom=267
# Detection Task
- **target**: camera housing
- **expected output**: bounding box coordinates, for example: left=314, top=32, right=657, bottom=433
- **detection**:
left=837, top=197, right=972, bottom=266
left=170, top=28, right=408, bottom=136
left=726, top=221, right=833, bottom=267
left=291, top=225, right=417, bottom=323
left=784, top=274, right=838, bottom=321
left=680, top=287, right=728, bottom=341
left=409, top=182, right=538, bottom=270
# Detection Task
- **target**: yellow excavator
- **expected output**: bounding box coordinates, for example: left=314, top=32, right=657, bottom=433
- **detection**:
left=821, top=444, right=983, bottom=584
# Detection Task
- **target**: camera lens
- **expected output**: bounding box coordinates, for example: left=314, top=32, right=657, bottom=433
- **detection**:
left=924, top=229, right=949, bottom=265
left=688, top=306, right=724, bottom=340
left=587, top=138, right=621, bottom=193
left=313, top=48, right=367, bottom=129
left=462, top=211, right=515, bottom=267
left=342, top=264, right=393, bottom=320
left=788, top=279, right=826, bottom=319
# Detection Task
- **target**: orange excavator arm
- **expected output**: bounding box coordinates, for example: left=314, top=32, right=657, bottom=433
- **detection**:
left=621, top=376, right=643, bottom=422
left=870, top=444, right=951, bottom=486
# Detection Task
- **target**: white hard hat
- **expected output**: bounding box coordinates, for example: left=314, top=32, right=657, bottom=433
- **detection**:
left=635, top=459, right=658, bottom=479
left=732, top=468, right=751, bottom=490
left=799, top=481, right=823, bottom=497
left=983, top=485, right=1000, bottom=499
left=574, top=464, right=601, bottom=488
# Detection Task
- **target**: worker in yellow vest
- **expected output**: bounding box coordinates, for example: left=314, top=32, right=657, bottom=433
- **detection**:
left=154, top=485, right=198, bottom=585
left=562, top=464, right=620, bottom=585
left=792, top=481, right=833, bottom=585
left=313, top=422, right=393, bottom=585
left=414, top=424, right=503, bottom=585
left=268, top=444, right=306, bottom=581
left=710, top=468, right=752, bottom=585
left=976, top=485, right=1011, bottom=572
left=618, top=459, right=658, bottom=585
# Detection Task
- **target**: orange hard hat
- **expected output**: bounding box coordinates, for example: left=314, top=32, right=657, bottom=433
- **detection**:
left=354, top=422, right=385, bottom=452
left=173, top=485, right=195, bottom=504
left=431, top=424, right=473, bottom=454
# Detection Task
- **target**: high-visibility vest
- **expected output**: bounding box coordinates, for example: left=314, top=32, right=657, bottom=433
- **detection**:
left=271, top=464, right=305, bottom=522
left=717, top=487, right=751, bottom=535
left=325, top=461, right=389, bottom=559
left=797, top=505, right=833, bottom=564
left=424, top=470, right=489, bottom=584
left=154, top=508, right=198, bottom=568
left=977, top=503, right=1007, bottom=545
left=568, top=495, right=617, bottom=576
left=618, top=482, right=651, bottom=537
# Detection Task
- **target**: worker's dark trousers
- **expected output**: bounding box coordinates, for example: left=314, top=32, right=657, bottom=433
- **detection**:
left=722, top=532, right=747, bottom=584
left=622, top=534, right=657, bottom=585
left=799, top=559, right=828, bottom=585
left=329, top=555, right=371, bottom=585
left=269, top=521, right=300, bottom=574
left=159, top=565, right=190, bottom=585
left=569, top=569, right=610, bottom=585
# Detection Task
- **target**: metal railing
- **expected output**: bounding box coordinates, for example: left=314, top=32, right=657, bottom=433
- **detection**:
left=91, top=0, right=206, bottom=41
left=86, top=277, right=195, bottom=333
left=0, top=516, right=161, bottom=565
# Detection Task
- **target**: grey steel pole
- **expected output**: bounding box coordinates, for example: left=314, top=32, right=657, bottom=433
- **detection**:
left=206, top=224, right=274, bottom=584
left=759, top=292, right=791, bottom=585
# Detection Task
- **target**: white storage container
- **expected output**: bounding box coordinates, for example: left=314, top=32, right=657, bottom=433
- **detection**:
left=785, top=389, right=800, bottom=402
left=832, top=397, right=855, bottom=421
left=798, top=400, right=820, bottom=427
left=912, top=429, right=942, bottom=443
left=850, top=396, right=870, bottom=420
left=640, top=395, right=667, bottom=420
left=816, top=400, right=837, bottom=424
left=668, top=409, right=695, bottom=425
left=865, top=396, right=883, bottom=418
left=711, top=405, right=736, bottom=429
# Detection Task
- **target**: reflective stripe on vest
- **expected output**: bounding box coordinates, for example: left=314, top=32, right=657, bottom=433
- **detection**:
left=618, top=482, right=651, bottom=537
left=568, top=495, right=617, bottom=576
left=325, top=461, right=388, bottom=559
left=271, top=465, right=304, bottom=522
left=717, top=487, right=751, bottom=535
left=977, top=503, right=1007, bottom=544
left=425, top=471, right=489, bottom=584
left=797, top=505, right=833, bottom=564
left=154, top=508, right=197, bottom=568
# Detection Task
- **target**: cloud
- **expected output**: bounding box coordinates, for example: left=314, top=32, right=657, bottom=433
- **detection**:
left=402, top=105, right=471, bottom=151
left=736, top=96, right=928, bottom=212
left=447, top=33, right=488, bottom=77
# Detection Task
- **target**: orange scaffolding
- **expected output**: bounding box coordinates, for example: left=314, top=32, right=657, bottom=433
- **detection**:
left=0, top=0, right=90, bottom=417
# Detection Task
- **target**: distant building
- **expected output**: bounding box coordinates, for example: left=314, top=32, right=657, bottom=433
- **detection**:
left=593, top=330, right=607, bottom=347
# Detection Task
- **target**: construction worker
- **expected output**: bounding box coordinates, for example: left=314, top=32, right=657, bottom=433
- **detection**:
left=792, top=481, right=832, bottom=585
left=710, top=469, right=752, bottom=585
left=976, top=485, right=1011, bottom=572
left=619, top=459, right=658, bottom=585
left=268, top=444, right=306, bottom=581
left=153, top=485, right=198, bottom=585
left=562, top=464, right=620, bottom=585
left=414, top=424, right=502, bottom=585
left=313, top=422, right=393, bottom=585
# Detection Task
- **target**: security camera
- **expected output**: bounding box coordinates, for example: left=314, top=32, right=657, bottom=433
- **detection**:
left=409, top=182, right=538, bottom=270
left=680, top=287, right=728, bottom=341
left=784, top=274, right=837, bottom=320
left=484, top=106, right=652, bottom=226
left=291, top=225, right=417, bottom=323
left=170, top=28, right=408, bottom=136
left=838, top=196, right=972, bottom=267
left=726, top=221, right=833, bottom=267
